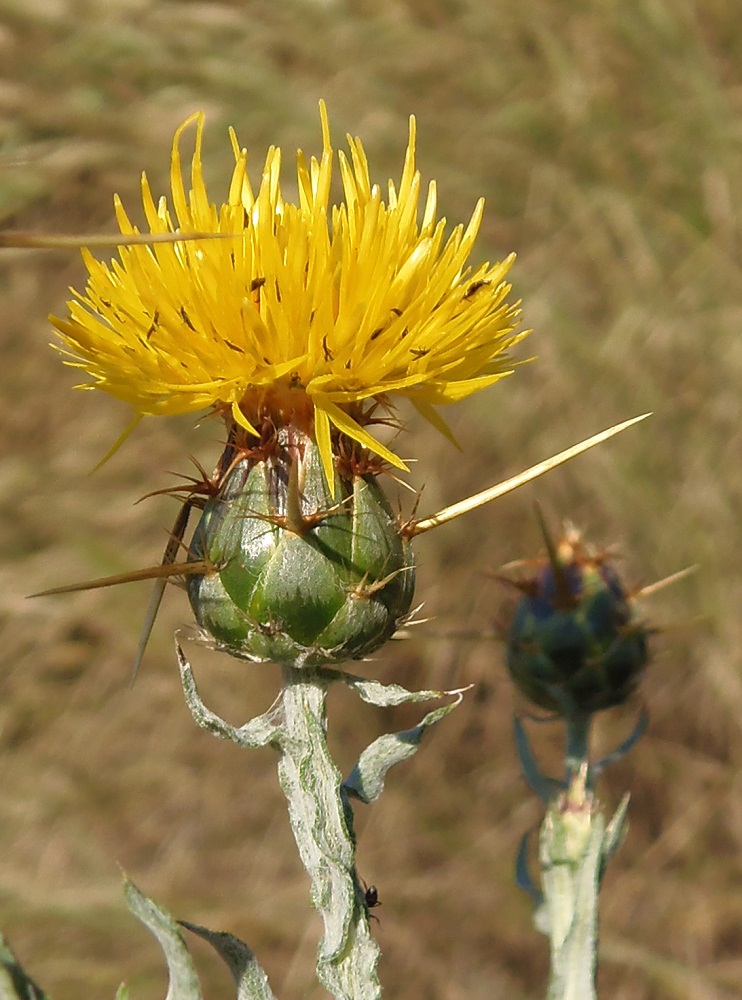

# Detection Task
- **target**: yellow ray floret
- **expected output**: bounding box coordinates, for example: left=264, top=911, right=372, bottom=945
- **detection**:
left=51, top=102, right=525, bottom=482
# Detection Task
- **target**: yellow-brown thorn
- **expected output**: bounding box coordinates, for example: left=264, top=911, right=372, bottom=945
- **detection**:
left=492, top=572, right=540, bottom=598
left=135, top=457, right=221, bottom=506
left=349, top=565, right=414, bottom=600
left=396, top=486, right=425, bottom=537
left=535, top=503, right=576, bottom=611
left=633, top=565, right=698, bottom=600
left=29, top=557, right=217, bottom=598
left=401, top=414, right=651, bottom=539
left=335, top=444, right=389, bottom=481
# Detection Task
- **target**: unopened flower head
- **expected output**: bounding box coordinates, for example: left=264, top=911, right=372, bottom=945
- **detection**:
left=505, top=526, right=650, bottom=716
left=51, top=102, right=524, bottom=483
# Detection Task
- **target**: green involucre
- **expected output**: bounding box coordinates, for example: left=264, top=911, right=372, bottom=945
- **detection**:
left=187, top=441, right=415, bottom=667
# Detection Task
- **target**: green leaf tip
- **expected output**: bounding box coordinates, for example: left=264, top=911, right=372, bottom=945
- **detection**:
left=122, top=874, right=203, bottom=1000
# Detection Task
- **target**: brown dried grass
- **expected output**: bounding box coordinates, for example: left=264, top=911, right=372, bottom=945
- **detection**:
left=1, top=1, right=741, bottom=997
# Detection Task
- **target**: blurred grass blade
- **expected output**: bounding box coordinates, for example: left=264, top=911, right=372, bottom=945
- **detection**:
left=131, top=501, right=194, bottom=686
left=0, top=934, right=49, bottom=1000
left=0, top=231, right=232, bottom=249
left=180, top=922, right=277, bottom=1000
left=88, top=414, right=143, bottom=474
left=123, top=876, right=202, bottom=1000
left=408, top=413, right=651, bottom=536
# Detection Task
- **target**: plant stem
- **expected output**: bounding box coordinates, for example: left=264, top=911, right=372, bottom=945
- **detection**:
left=540, top=763, right=600, bottom=1000
left=176, top=643, right=462, bottom=999
left=565, top=712, right=591, bottom=783
left=538, top=713, right=630, bottom=1000
left=277, top=665, right=380, bottom=1000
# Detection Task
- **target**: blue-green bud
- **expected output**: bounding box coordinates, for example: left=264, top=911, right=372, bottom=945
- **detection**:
left=506, top=531, right=649, bottom=714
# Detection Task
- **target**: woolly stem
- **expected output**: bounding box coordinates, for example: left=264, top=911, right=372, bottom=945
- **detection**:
left=538, top=715, right=630, bottom=1000
left=276, top=665, right=380, bottom=1000
left=540, top=763, right=600, bottom=1000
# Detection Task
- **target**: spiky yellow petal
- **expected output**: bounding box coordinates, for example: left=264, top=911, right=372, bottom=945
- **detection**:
left=50, top=102, right=524, bottom=469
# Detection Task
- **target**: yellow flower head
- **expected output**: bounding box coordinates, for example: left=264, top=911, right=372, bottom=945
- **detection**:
left=51, top=102, right=525, bottom=483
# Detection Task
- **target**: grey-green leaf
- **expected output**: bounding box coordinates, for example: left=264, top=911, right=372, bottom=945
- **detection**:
left=177, top=641, right=283, bottom=748
left=343, top=696, right=464, bottom=803
left=601, top=793, right=630, bottom=872
left=123, top=876, right=203, bottom=1000
left=320, top=666, right=470, bottom=709
left=179, top=922, right=277, bottom=1000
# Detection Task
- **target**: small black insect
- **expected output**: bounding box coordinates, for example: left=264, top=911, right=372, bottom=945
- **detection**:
left=361, top=878, right=381, bottom=923
left=365, top=884, right=379, bottom=909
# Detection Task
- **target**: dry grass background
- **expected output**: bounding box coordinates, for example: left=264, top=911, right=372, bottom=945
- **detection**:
left=1, top=0, right=741, bottom=997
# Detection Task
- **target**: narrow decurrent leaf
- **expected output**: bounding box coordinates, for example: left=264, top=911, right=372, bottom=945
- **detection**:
left=123, top=876, right=203, bottom=1000
left=180, top=922, right=278, bottom=1000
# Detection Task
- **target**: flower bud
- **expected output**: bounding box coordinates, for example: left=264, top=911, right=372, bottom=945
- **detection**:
left=505, top=529, right=649, bottom=714
left=186, top=434, right=415, bottom=667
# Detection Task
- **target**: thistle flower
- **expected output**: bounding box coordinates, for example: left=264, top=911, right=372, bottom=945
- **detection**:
left=50, top=102, right=524, bottom=487
left=42, top=103, right=530, bottom=666
left=33, top=104, right=650, bottom=671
